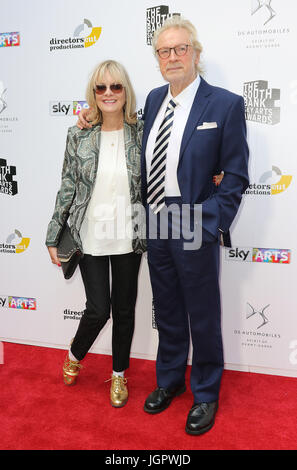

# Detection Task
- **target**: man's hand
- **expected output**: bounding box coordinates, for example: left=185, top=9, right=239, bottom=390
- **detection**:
left=48, top=246, right=61, bottom=267
left=77, top=108, right=93, bottom=129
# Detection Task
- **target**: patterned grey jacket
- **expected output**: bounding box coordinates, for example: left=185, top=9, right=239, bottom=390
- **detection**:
left=46, top=120, right=146, bottom=254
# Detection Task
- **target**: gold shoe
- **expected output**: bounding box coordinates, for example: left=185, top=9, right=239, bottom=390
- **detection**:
left=110, top=375, right=128, bottom=407
left=63, top=353, right=82, bottom=386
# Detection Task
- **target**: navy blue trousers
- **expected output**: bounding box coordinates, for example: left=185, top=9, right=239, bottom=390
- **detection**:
left=147, top=198, right=224, bottom=404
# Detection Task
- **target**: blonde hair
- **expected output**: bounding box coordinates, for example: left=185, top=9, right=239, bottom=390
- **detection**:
left=85, top=60, right=137, bottom=125
left=152, top=16, right=204, bottom=75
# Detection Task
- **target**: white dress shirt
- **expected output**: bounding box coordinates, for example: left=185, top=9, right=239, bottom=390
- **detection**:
left=146, top=75, right=201, bottom=196
left=80, top=129, right=133, bottom=255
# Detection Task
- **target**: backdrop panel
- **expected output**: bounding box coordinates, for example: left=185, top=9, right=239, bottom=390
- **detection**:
left=1, top=0, right=297, bottom=377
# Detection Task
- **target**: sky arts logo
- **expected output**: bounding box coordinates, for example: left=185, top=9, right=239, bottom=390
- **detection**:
left=245, top=166, right=292, bottom=196
left=0, top=32, right=20, bottom=47
left=146, top=6, right=180, bottom=45
left=0, top=230, right=30, bottom=254
left=0, top=295, right=36, bottom=310
left=49, top=19, right=101, bottom=52
left=225, top=247, right=291, bottom=264
left=243, top=80, right=280, bottom=125
left=50, top=100, right=89, bottom=116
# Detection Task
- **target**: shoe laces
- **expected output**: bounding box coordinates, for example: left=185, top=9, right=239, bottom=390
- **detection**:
left=64, top=356, right=83, bottom=369
left=105, top=375, right=127, bottom=392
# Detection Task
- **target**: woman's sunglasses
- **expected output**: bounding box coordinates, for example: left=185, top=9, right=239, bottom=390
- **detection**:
left=94, top=84, right=124, bottom=95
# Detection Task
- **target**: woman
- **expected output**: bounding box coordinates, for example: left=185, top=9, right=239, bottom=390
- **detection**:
left=46, top=60, right=146, bottom=407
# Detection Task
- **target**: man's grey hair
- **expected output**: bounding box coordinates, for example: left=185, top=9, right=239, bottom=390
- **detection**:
left=152, top=16, right=204, bottom=75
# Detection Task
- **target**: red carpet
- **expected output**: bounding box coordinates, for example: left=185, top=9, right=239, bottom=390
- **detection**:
left=0, top=341, right=297, bottom=450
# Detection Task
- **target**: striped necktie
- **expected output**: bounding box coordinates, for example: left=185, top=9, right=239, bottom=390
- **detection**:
left=147, top=99, right=177, bottom=214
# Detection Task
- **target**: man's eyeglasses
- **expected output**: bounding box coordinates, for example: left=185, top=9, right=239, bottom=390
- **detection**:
left=156, top=44, right=192, bottom=59
left=94, top=84, right=124, bottom=95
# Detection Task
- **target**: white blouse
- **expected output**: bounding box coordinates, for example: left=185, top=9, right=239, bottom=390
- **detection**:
left=79, top=129, right=133, bottom=255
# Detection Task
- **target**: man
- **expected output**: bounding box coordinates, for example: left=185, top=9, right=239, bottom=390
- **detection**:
left=140, top=16, right=249, bottom=435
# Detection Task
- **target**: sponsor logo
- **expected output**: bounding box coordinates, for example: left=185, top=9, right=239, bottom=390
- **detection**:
left=244, top=80, right=280, bottom=125
left=146, top=6, right=180, bottom=45
left=137, top=108, right=144, bottom=119
left=251, top=0, right=276, bottom=26
left=0, top=84, right=7, bottom=114
left=245, top=166, right=292, bottom=196
left=49, top=19, right=101, bottom=52
left=0, top=230, right=30, bottom=254
left=0, top=82, right=19, bottom=134
left=73, top=101, right=89, bottom=115
left=225, top=247, right=291, bottom=264
left=63, top=309, right=83, bottom=321
left=246, top=302, right=270, bottom=329
left=289, top=340, right=297, bottom=365
left=0, top=295, right=36, bottom=310
left=0, top=158, right=18, bottom=196
left=0, top=32, right=20, bottom=47
left=237, top=2, right=290, bottom=50
left=50, top=100, right=89, bottom=116
left=152, top=300, right=157, bottom=329
left=233, top=302, right=281, bottom=351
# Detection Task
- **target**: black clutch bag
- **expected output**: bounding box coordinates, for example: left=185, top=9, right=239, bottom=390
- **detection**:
left=57, top=223, right=83, bottom=279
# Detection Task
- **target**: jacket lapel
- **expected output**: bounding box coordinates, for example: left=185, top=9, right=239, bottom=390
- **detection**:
left=141, top=85, right=168, bottom=200
left=179, top=77, right=212, bottom=162
left=123, top=121, right=133, bottom=191
left=142, top=85, right=168, bottom=153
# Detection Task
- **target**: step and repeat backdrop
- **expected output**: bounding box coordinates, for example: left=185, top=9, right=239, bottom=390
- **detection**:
left=1, top=0, right=297, bottom=377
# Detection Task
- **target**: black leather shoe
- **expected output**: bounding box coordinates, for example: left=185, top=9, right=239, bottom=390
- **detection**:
left=144, top=384, right=186, bottom=414
left=185, top=401, right=218, bottom=435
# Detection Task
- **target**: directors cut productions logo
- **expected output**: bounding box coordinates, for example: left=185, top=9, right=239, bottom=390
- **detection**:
left=146, top=6, right=180, bottom=45
left=63, top=309, right=84, bottom=321
left=50, top=100, right=89, bottom=116
left=0, top=295, right=36, bottom=310
left=0, top=158, right=18, bottom=196
left=245, top=166, right=292, bottom=196
left=244, top=80, right=280, bottom=125
left=0, top=32, right=20, bottom=47
left=50, top=19, right=101, bottom=52
left=225, top=247, right=291, bottom=264
left=0, top=229, right=30, bottom=254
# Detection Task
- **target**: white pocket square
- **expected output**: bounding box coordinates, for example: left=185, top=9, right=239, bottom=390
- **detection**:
left=197, top=122, right=217, bottom=130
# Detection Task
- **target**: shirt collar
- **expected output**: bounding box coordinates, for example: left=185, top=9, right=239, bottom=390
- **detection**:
left=167, top=75, right=201, bottom=108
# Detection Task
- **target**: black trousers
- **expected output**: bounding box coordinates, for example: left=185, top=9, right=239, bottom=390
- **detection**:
left=71, top=252, right=142, bottom=371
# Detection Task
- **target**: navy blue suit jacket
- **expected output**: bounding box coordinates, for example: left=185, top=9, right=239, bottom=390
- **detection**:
left=141, top=77, right=249, bottom=245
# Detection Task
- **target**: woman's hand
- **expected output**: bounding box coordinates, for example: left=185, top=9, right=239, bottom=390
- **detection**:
left=77, top=108, right=93, bottom=129
left=48, top=246, right=61, bottom=267
left=213, top=171, right=224, bottom=186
